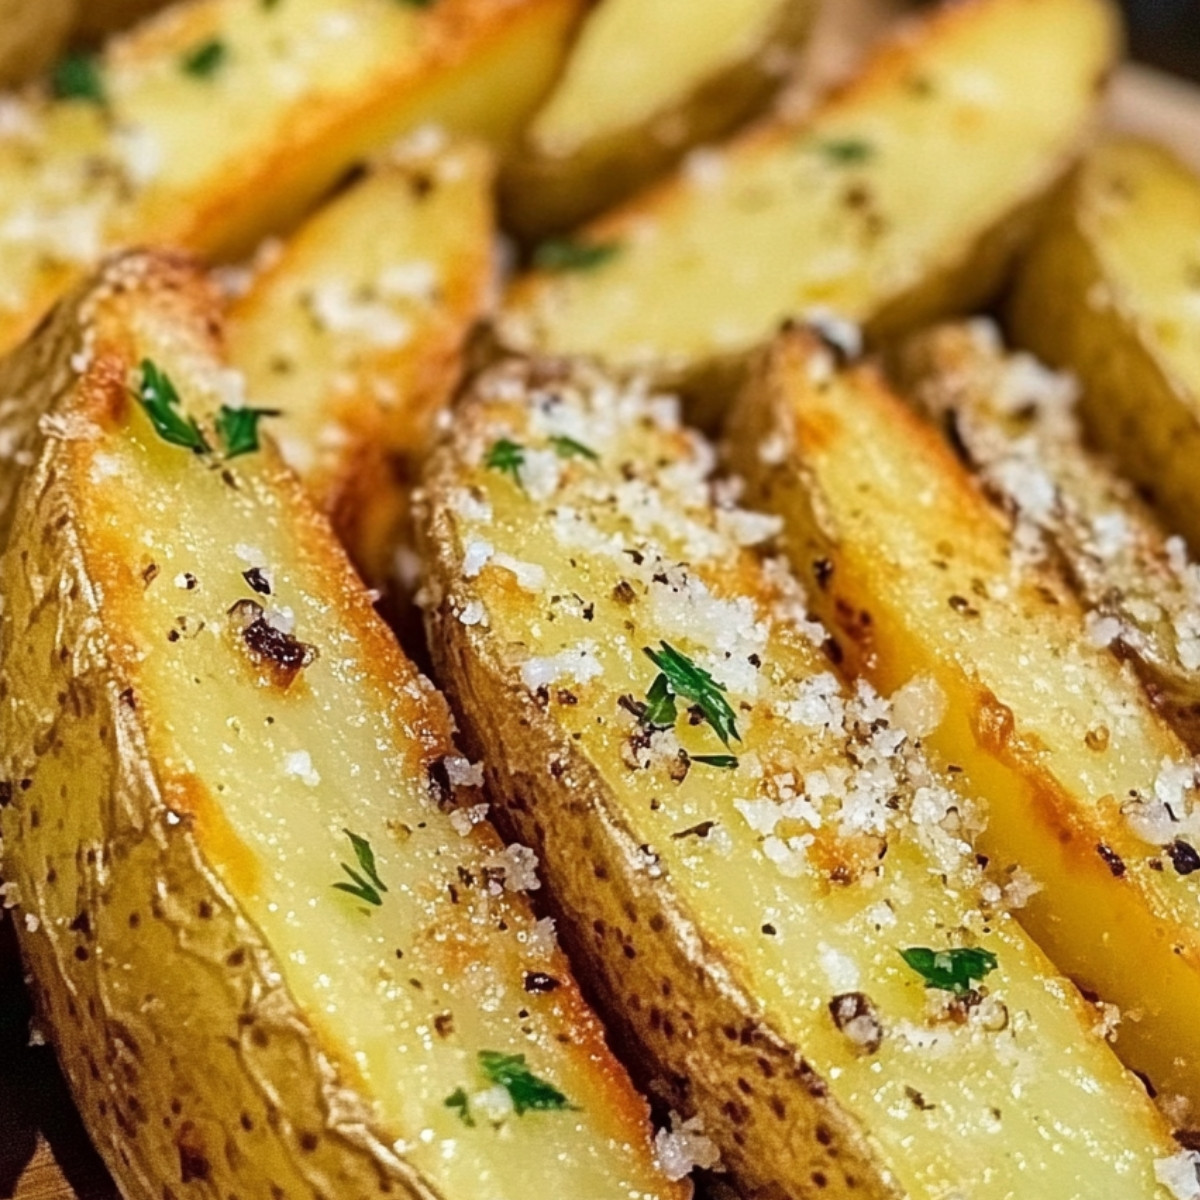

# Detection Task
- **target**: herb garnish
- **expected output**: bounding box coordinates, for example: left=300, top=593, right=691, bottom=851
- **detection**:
left=900, top=946, right=997, bottom=996
left=485, top=437, right=525, bottom=485
left=533, top=237, right=621, bottom=274
left=51, top=52, right=105, bottom=104
left=182, top=38, right=228, bottom=78
left=444, top=1087, right=475, bottom=1127
left=477, top=1051, right=575, bottom=1115
left=333, top=829, right=388, bottom=908
left=642, top=673, right=677, bottom=728
left=137, top=360, right=210, bottom=453
left=215, top=405, right=281, bottom=459
left=643, top=642, right=740, bottom=748
left=550, top=434, right=599, bottom=461
left=691, top=754, right=739, bottom=770
left=816, top=138, right=875, bottom=165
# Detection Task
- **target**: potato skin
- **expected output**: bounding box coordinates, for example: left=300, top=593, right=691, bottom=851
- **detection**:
left=0, top=257, right=435, bottom=1200
left=0, top=0, right=75, bottom=88
left=499, top=0, right=818, bottom=239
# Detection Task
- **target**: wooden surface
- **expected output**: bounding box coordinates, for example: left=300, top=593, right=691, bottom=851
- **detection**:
left=4, top=2, right=1200, bottom=1199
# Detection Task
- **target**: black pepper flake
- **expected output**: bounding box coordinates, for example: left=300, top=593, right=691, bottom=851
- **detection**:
left=813, top=558, right=834, bottom=590
left=761, top=923, right=777, bottom=936
left=0, top=781, right=11, bottom=808
left=1096, top=843, right=1126, bottom=878
left=948, top=594, right=980, bottom=617
left=905, top=1085, right=935, bottom=1111
left=1167, top=840, right=1200, bottom=877
left=243, top=567, right=272, bottom=596
left=142, top=562, right=160, bottom=587
left=672, top=820, right=716, bottom=841
left=827, top=992, right=883, bottom=1055
left=523, top=971, right=561, bottom=994
left=227, top=599, right=317, bottom=688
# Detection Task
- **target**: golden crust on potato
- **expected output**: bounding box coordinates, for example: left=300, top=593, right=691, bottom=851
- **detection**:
left=499, top=0, right=816, bottom=238
left=418, top=351, right=1178, bottom=1199
left=227, top=138, right=494, bottom=588
left=727, top=324, right=1200, bottom=1121
left=500, top=0, right=1119, bottom=418
left=0, top=0, right=583, bottom=359
left=0, top=251, right=678, bottom=1200
left=1009, top=136, right=1200, bottom=558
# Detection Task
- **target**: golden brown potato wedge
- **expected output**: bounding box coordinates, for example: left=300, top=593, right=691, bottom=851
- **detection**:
left=499, top=0, right=816, bottom=239
left=0, top=0, right=75, bottom=88
left=891, top=320, right=1200, bottom=753
left=0, top=251, right=680, bottom=1200
left=0, top=0, right=583, bottom=358
left=500, top=0, right=1119, bottom=421
left=73, top=0, right=174, bottom=42
left=1008, top=136, right=1200, bottom=557
left=418, top=353, right=1181, bottom=1199
left=227, top=137, right=493, bottom=589
left=727, top=325, right=1200, bottom=1121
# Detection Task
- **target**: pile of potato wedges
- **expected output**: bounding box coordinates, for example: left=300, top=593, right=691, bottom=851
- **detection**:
left=3, top=1, right=1200, bottom=1198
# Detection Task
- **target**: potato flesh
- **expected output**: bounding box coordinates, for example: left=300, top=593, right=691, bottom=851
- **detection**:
left=428, top=365, right=1176, bottom=1197
left=58, top=336, right=672, bottom=1196
left=527, top=0, right=792, bottom=154
left=502, top=0, right=1115, bottom=371
left=227, top=143, right=492, bottom=578
left=0, top=0, right=577, bottom=354
left=728, top=331, right=1200, bottom=1115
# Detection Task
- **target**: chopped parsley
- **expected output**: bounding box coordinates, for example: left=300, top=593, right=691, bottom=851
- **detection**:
left=333, top=829, right=388, bottom=908
left=690, top=754, right=739, bottom=770
left=643, top=642, right=740, bottom=748
left=485, top=437, right=525, bottom=485
left=215, top=405, right=280, bottom=459
left=532, top=237, right=621, bottom=274
left=900, top=946, right=997, bottom=996
left=51, top=52, right=105, bottom=104
left=181, top=38, right=228, bottom=78
left=550, top=434, right=599, bottom=462
left=136, top=360, right=210, bottom=453
left=815, top=138, right=875, bottom=165
left=444, top=1087, right=475, bottom=1127
left=642, top=673, right=678, bottom=728
left=477, top=1051, right=575, bottom=1115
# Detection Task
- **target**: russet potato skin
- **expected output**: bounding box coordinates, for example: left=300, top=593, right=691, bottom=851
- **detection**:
left=499, top=0, right=817, bottom=239
left=500, top=0, right=1120, bottom=425
left=0, top=253, right=680, bottom=1200
left=726, top=325, right=1200, bottom=1120
left=1009, top=137, right=1200, bottom=559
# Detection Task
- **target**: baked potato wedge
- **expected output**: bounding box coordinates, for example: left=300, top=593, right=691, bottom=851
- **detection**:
left=727, top=325, right=1200, bottom=1120
left=1008, top=136, right=1200, bottom=556
left=227, top=137, right=493, bottom=589
left=0, top=251, right=680, bottom=1200
left=891, top=320, right=1200, bottom=752
left=500, top=0, right=1119, bottom=421
left=498, top=0, right=816, bottom=239
left=0, top=0, right=583, bottom=358
left=418, top=354, right=1181, bottom=1199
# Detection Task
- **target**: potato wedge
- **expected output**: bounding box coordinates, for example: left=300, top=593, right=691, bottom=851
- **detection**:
left=727, top=325, right=1200, bottom=1120
left=418, top=354, right=1180, bottom=1198
left=227, top=137, right=493, bottom=589
left=498, top=0, right=816, bottom=239
left=73, top=0, right=174, bottom=42
left=890, top=320, right=1200, bottom=752
left=1008, top=136, right=1200, bottom=557
left=0, top=0, right=583, bottom=359
left=0, top=0, right=75, bottom=88
left=0, top=251, right=680, bottom=1200
left=500, top=0, right=1119, bottom=420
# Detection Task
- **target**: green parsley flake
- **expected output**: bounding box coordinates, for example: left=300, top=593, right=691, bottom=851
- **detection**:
left=642, top=673, right=678, bottom=729
left=816, top=138, right=875, bottom=165
left=485, top=437, right=525, bottom=485
left=900, top=946, right=998, bottom=996
left=690, top=754, right=739, bottom=770
left=51, top=52, right=105, bottom=104
left=182, top=38, right=228, bottom=78
left=136, top=360, right=210, bottom=454
left=532, top=237, right=621, bottom=274
left=215, top=405, right=280, bottom=459
left=477, top=1051, right=575, bottom=1115
left=444, top=1087, right=475, bottom=1127
left=550, top=434, right=599, bottom=462
left=643, top=642, right=740, bottom=748
left=333, top=829, right=388, bottom=908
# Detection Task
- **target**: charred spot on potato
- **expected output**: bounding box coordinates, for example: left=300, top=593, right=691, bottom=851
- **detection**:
left=227, top=599, right=317, bottom=687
